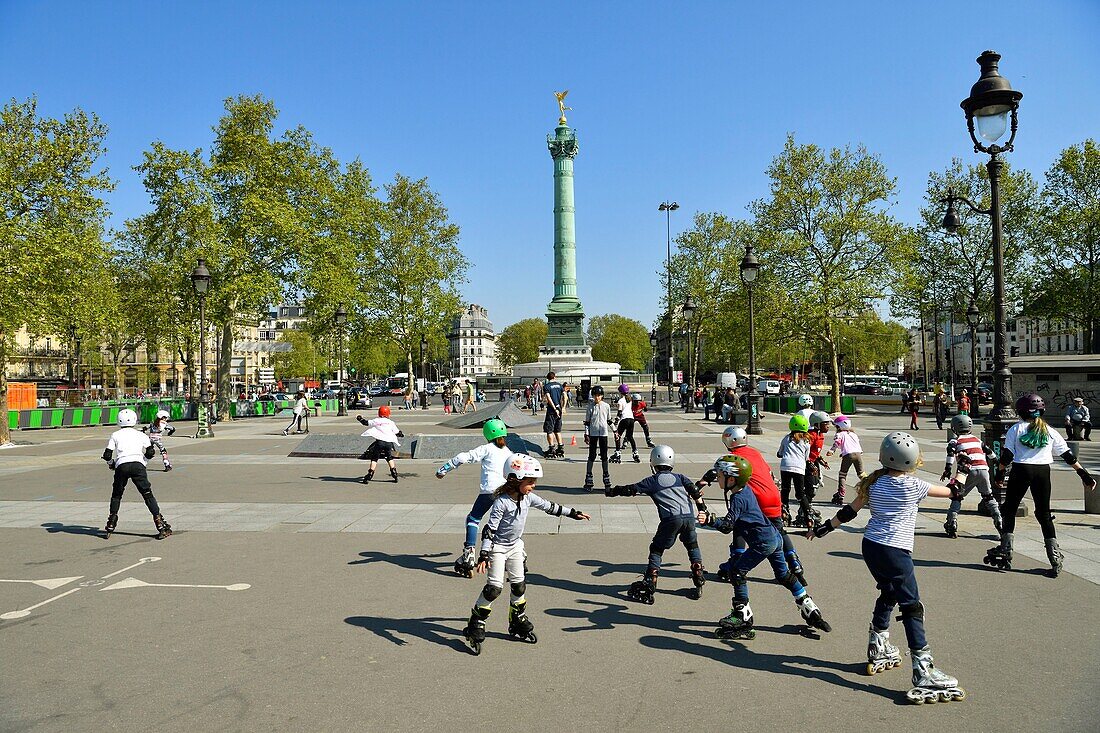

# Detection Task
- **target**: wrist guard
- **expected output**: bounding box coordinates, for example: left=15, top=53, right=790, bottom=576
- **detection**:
left=836, top=504, right=857, bottom=524
left=101, top=448, right=114, bottom=462
left=477, top=550, right=491, bottom=565
left=568, top=508, right=583, bottom=520
left=813, top=521, right=835, bottom=538
left=701, top=511, right=716, bottom=527
left=1077, top=466, right=1094, bottom=483
left=438, top=461, right=454, bottom=475
left=356, top=415, right=367, bottom=425
left=948, top=480, right=965, bottom=502
left=107, top=459, right=116, bottom=470
left=700, top=468, right=717, bottom=484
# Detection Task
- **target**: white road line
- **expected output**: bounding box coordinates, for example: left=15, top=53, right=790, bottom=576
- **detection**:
left=1, top=588, right=82, bottom=620
left=0, top=576, right=83, bottom=590
left=101, top=556, right=160, bottom=579
left=100, top=577, right=250, bottom=592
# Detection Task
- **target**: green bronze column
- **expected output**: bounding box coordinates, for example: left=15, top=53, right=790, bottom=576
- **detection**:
left=545, top=114, right=586, bottom=348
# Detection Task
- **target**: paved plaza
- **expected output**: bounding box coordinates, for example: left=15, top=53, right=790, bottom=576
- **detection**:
left=1, top=404, right=1098, bottom=731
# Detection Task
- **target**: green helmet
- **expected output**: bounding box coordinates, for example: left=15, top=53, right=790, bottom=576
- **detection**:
left=483, top=418, right=508, bottom=442
left=713, top=454, right=753, bottom=491
left=788, top=414, right=810, bottom=433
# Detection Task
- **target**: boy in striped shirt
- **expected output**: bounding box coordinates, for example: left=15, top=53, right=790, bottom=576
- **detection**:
left=940, top=413, right=1002, bottom=538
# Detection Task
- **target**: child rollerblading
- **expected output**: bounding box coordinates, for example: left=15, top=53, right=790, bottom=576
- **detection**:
left=612, top=384, right=639, bottom=464
left=282, top=390, right=309, bottom=435
left=810, top=432, right=967, bottom=703
left=778, top=415, right=818, bottom=529
left=144, top=409, right=175, bottom=471
left=940, top=413, right=1002, bottom=538
left=462, top=455, right=589, bottom=654
left=435, top=418, right=514, bottom=578
left=983, top=393, right=1095, bottom=577
left=806, top=411, right=830, bottom=500
left=356, top=406, right=403, bottom=483
left=826, top=415, right=864, bottom=506
left=699, top=455, right=831, bottom=639
left=101, top=408, right=172, bottom=540
left=631, top=393, right=655, bottom=448
left=583, top=386, right=613, bottom=491
left=606, top=445, right=708, bottom=603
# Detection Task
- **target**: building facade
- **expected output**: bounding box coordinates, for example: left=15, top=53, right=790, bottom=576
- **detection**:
left=448, top=304, right=497, bottom=377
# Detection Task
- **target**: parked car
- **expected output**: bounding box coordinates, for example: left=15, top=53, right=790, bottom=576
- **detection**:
left=368, top=385, right=386, bottom=396
left=845, top=383, right=883, bottom=395
left=977, top=382, right=993, bottom=402
left=347, top=388, right=373, bottom=409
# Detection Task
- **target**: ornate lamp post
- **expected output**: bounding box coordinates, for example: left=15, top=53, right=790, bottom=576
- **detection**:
left=682, top=296, right=696, bottom=412
left=335, top=304, right=347, bottom=416
left=649, top=330, right=658, bottom=401
left=190, top=258, right=213, bottom=438
left=942, top=50, right=1022, bottom=456
left=659, top=201, right=679, bottom=399
left=966, top=298, right=981, bottom=418
left=420, top=334, right=428, bottom=410
left=740, top=243, right=762, bottom=435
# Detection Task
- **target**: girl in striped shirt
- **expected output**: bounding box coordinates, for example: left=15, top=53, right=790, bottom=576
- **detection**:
left=809, top=432, right=966, bottom=704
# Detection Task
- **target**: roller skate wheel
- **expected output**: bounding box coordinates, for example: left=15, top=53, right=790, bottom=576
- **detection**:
left=865, top=663, right=876, bottom=676
left=468, top=640, right=481, bottom=656
left=525, top=631, right=538, bottom=644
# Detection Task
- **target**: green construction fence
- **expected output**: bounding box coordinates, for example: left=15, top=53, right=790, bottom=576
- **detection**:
left=8, top=398, right=340, bottom=430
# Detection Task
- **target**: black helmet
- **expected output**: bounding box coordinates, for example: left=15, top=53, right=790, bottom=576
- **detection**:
left=1014, top=392, right=1045, bottom=418
left=591, top=385, right=604, bottom=397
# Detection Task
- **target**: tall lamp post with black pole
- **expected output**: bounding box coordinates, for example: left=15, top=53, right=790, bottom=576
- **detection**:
left=659, top=201, right=679, bottom=400
left=335, top=304, right=348, bottom=416
left=942, top=50, right=1022, bottom=463
left=649, top=330, right=658, bottom=403
left=966, top=298, right=981, bottom=418
left=740, top=243, right=762, bottom=435
left=190, top=258, right=213, bottom=438
left=420, top=335, right=428, bottom=410
left=682, top=296, right=696, bottom=412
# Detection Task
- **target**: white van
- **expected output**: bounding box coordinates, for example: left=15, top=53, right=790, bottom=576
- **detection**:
left=758, top=379, right=781, bottom=395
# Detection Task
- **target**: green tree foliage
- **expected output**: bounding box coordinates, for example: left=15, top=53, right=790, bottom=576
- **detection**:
left=0, top=97, right=113, bottom=443
left=835, top=313, right=911, bottom=373
left=496, top=318, right=547, bottom=369
left=751, top=135, right=910, bottom=405
left=588, top=314, right=650, bottom=371
left=273, top=329, right=325, bottom=379
left=1026, top=139, right=1100, bottom=352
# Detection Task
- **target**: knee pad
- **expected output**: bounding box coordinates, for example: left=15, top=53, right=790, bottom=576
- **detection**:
left=777, top=571, right=801, bottom=591
left=481, top=584, right=502, bottom=602
left=729, top=568, right=747, bottom=590
left=897, top=600, right=925, bottom=622
left=510, top=581, right=526, bottom=598
left=137, top=485, right=154, bottom=498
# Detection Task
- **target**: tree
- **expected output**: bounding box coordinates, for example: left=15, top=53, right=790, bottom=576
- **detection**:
left=588, top=314, right=650, bottom=371
left=496, top=318, right=547, bottom=369
left=751, top=135, right=910, bottom=406
left=0, top=97, right=113, bottom=444
left=1027, top=139, right=1100, bottom=352
left=835, top=313, right=910, bottom=373
left=122, top=95, right=340, bottom=419
left=273, top=329, right=324, bottom=379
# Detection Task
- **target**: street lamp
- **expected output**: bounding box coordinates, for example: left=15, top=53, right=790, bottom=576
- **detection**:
left=943, top=50, right=1022, bottom=455
left=649, top=330, right=658, bottom=402
left=681, top=296, right=696, bottom=412
left=335, top=304, right=347, bottom=416
left=740, top=242, right=762, bottom=435
left=966, top=298, right=981, bottom=418
left=419, top=334, right=428, bottom=410
left=659, top=200, right=679, bottom=399
left=190, top=258, right=213, bottom=438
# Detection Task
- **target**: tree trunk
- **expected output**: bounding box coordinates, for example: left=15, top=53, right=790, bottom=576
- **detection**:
left=406, top=351, right=414, bottom=390
left=824, top=322, right=841, bottom=411
left=218, top=319, right=234, bottom=420
left=0, top=335, right=10, bottom=446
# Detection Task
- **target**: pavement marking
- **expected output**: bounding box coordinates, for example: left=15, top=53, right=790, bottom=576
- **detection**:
left=0, top=575, right=83, bottom=590
left=0, top=555, right=248, bottom=622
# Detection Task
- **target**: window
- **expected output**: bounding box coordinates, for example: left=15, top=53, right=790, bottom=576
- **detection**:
left=1035, top=373, right=1060, bottom=382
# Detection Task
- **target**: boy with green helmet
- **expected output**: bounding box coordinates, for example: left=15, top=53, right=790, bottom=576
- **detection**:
left=435, top=417, right=516, bottom=577
left=778, top=414, right=819, bottom=529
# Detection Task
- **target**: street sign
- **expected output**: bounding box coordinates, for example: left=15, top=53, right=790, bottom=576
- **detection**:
left=673, top=370, right=684, bottom=383
left=258, top=368, right=274, bottom=383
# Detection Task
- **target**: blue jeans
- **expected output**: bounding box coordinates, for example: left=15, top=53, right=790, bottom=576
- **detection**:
left=862, top=537, right=926, bottom=649
left=647, top=515, right=701, bottom=572
left=465, top=493, right=495, bottom=548
left=729, top=524, right=805, bottom=602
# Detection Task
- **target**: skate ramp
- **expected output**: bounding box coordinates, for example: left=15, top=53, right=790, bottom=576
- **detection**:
left=287, top=433, right=414, bottom=460
left=405, top=432, right=545, bottom=460
left=440, top=400, right=541, bottom=430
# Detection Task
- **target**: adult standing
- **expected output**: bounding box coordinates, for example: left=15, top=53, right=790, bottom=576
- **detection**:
left=463, top=379, right=477, bottom=413
left=983, top=393, right=1095, bottom=577
left=1065, top=397, right=1091, bottom=441
left=905, top=389, right=921, bottom=431
left=542, top=371, right=565, bottom=458
left=933, top=391, right=949, bottom=430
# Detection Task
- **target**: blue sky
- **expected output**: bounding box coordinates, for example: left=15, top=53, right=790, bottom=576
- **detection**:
left=2, top=1, right=1097, bottom=331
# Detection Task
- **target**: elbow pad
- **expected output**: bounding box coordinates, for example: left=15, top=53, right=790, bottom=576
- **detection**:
left=165, top=426, right=175, bottom=436
left=101, top=448, right=114, bottom=462
left=999, top=448, right=1014, bottom=465
left=837, top=504, right=858, bottom=524
left=144, top=446, right=156, bottom=459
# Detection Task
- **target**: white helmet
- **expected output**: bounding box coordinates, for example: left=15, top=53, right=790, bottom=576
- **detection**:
left=809, top=411, right=831, bottom=428
left=505, top=454, right=543, bottom=480
left=950, top=414, right=972, bottom=434
left=798, top=394, right=813, bottom=408
left=721, top=426, right=748, bottom=450
left=117, top=409, right=138, bottom=428
left=649, top=444, right=675, bottom=470
left=880, top=432, right=922, bottom=471
left=156, top=409, right=170, bottom=421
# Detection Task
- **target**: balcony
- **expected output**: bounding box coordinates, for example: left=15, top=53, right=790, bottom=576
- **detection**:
left=11, top=346, right=69, bottom=358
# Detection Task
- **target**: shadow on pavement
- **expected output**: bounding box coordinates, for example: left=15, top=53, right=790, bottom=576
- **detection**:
left=828, top=549, right=991, bottom=573
left=349, top=550, right=454, bottom=576
left=40, top=522, right=157, bottom=540
left=638, top=633, right=900, bottom=701
left=576, top=558, right=689, bottom=580
left=524, top=482, right=599, bottom=496
left=305, top=476, right=364, bottom=483
left=344, top=615, right=470, bottom=653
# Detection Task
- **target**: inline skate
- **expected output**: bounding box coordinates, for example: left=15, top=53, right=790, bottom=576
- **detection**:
left=943, top=514, right=958, bottom=539
left=361, top=469, right=374, bottom=484
left=389, top=467, right=399, bottom=483
left=627, top=573, right=657, bottom=605
left=781, top=504, right=792, bottom=527
left=715, top=602, right=755, bottom=640
left=687, top=561, right=706, bottom=600
left=103, top=513, right=118, bottom=540
left=152, top=514, right=173, bottom=540
left=507, top=600, right=538, bottom=643
left=982, top=497, right=1004, bottom=534
left=632, top=451, right=640, bottom=463
left=905, top=647, right=966, bottom=704
left=796, top=595, right=831, bottom=632
left=865, top=625, right=902, bottom=675
left=463, top=608, right=489, bottom=655
left=830, top=489, right=845, bottom=506
left=609, top=451, right=622, bottom=464
left=983, top=534, right=1012, bottom=570
left=1045, top=538, right=1064, bottom=578
left=454, top=546, right=476, bottom=578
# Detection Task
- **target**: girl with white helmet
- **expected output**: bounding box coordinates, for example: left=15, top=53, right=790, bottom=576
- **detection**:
left=101, top=408, right=172, bottom=540
left=825, top=414, right=865, bottom=506
left=144, top=409, right=175, bottom=471
left=462, top=455, right=590, bottom=655
left=809, top=432, right=966, bottom=704
left=795, top=394, right=815, bottom=424
left=611, top=383, right=639, bottom=464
